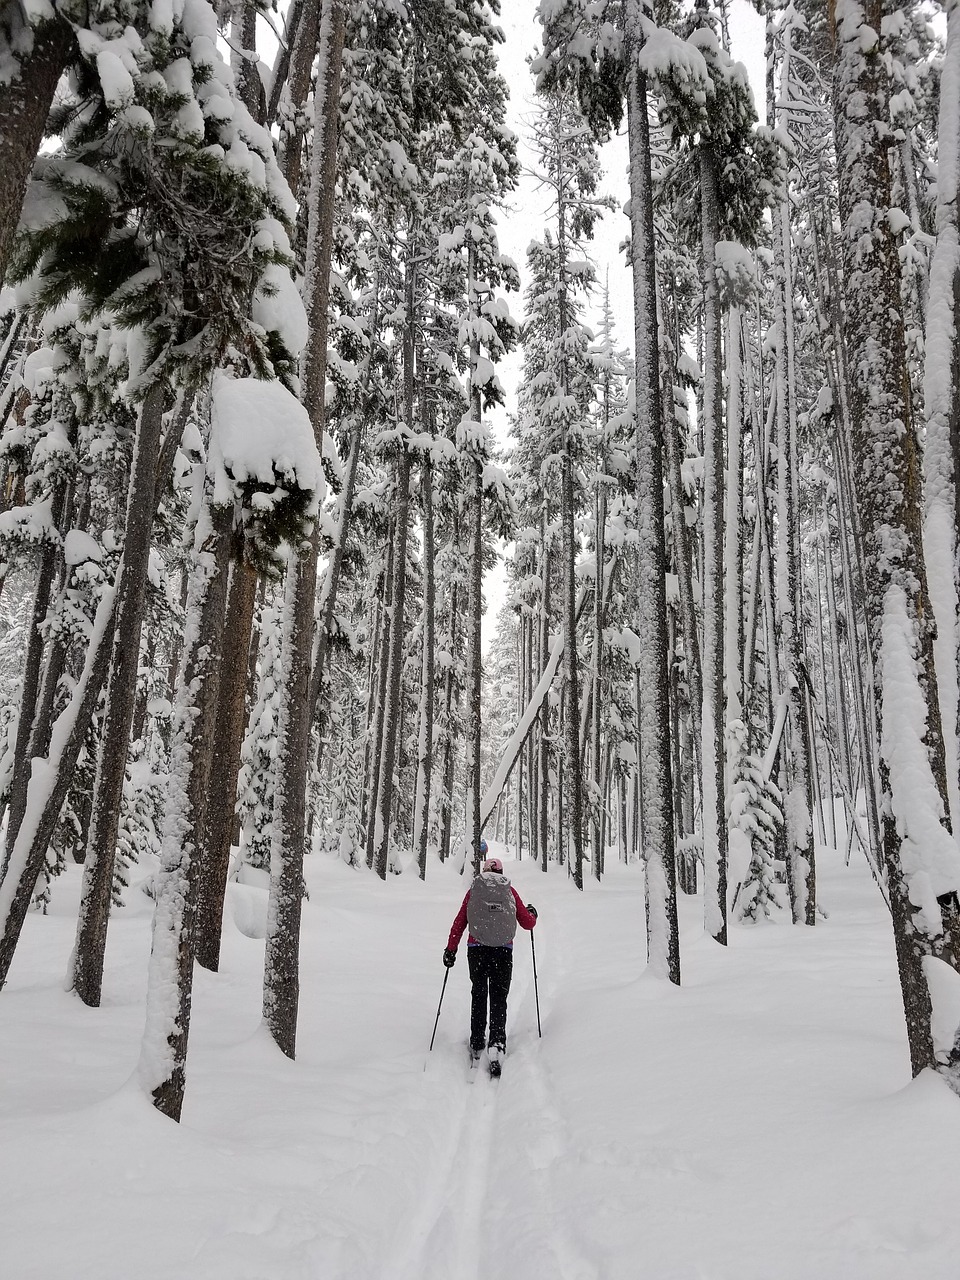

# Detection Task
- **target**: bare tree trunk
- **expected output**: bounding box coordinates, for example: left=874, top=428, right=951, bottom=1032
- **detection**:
left=415, top=452, right=436, bottom=880
left=698, top=137, right=727, bottom=947
left=141, top=500, right=233, bottom=1120
left=0, top=16, right=72, bottom=283
left=5, top=528, right=63, bottom=854
left=196, top=552, right=258, bottom=972
left=625, top=0, right=680, bottom=977
left=774, top=32, right=816, bottom=924
left=0, top=386, right=186, bottom=991
left=465, top=454, right=483, bottom=871
left=276, top=0, right=322, bottom=191
left=364, top=535, right=393, bottom=867
left=372, top=233, right=421, bottom=879
left=263, top=0, right=344, bottom=1058
left=833, top=0, right=960, bottom=1079
left=72, top=383, right=172, bottom=1006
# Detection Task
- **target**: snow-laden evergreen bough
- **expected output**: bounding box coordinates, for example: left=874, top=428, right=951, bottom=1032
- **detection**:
left=0, top=0, right=320, bottom=1118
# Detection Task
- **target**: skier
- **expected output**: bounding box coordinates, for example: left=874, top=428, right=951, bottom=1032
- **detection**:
left=443, top=843, right=537, bottom=1075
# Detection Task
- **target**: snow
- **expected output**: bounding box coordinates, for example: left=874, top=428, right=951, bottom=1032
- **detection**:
left=2, top=844, right=960, bottom=1278
left=879, top=584, right=960, bottom=925
left=922, top=955, right=960, bottom=1062
left=209, top=373, right=323, bottom=514
left=63, top=529, right=102, bottom=566
left=96, top=49, right=136, bottom=109
left=253, top=261, right=309, bottom=359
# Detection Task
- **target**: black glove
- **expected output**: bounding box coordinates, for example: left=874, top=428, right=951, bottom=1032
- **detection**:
left=527, top=904, right=538, bottom=919
left=443, top=948, right=457, bottom=968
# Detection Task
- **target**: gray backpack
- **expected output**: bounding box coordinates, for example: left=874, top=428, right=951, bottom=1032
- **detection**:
left=467, top=872, right=517, bottom=946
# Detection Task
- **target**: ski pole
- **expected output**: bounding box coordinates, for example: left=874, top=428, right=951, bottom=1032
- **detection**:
left=531, top=931, right=542, bottom=1038
left=429, top=967, right=450, bottom=1052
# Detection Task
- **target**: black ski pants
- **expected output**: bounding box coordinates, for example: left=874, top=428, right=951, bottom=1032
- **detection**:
left=468, top=944, right=513, bottom=1053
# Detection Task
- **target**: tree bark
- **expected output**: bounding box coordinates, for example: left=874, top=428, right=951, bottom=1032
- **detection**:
left=263, top=0, right=344, bottom=1058
left=195, top=551, right=259, bottom=972
left=141, top=500, right=233, bottom=1120
left=697, top=137, right=728, bottom=947
left=0, top=15, right=72, bottom=284
left=833, top=0, right=960, bottom=1078
left=625, top=0, right=681, bottom=978
left=73, top=382, right=170, bottom=1006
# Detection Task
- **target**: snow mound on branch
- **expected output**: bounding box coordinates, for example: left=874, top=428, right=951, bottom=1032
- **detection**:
left=636, top=22, right=709, bottom=91
left=715, top=241, right=757, bottom=304
left=209, top=373, right=323, bottom=516
left=63, top=529, right=101, bottom=566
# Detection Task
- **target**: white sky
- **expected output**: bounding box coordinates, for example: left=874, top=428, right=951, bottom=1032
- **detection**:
left=481, top=0, right=767, bottom=646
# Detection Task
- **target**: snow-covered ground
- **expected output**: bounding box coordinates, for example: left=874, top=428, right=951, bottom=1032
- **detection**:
left=1, top=843, right=959, bottom=1279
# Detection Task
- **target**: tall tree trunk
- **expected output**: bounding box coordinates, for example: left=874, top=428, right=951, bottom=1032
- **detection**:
left=372, top=257, right=417, bottom=877
left=72, top=382, right=172, bottom=1006
left=5, top=528, right=63, bottom=855
left=276, top=0, right=322, bottom=191
left=372, top=448, right=412, bottom=878
left=414, top=452, right=436, bottom=880
left=697, top=137, right=728, bottom=947
left=465, top=453, right=484, bottom=871
left=923, top=0, right=960, bottom=840
left=365, top=534, right=394, bottom=867
left=774, top=31, right=816, bottom=924
left=0, top=386, right=186, bottom=990
left=0, top=15, right=72, bottom=283
left=263, top=0, right=344, bottom=1058
left=195, top=551, right=258, bottom=972
left=625, top=0, right=680, bottom=976
left=833, top=0, right=960, bottom=1080
left=141, top=499, right=233, bottom=1121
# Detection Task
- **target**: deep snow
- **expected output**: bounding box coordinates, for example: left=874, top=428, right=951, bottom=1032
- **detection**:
left=1, top=843, right=959, bottom=1279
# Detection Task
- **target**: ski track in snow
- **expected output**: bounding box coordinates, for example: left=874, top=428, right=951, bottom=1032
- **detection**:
left=382, top=1057, right=496, bottom=1280
left=384, top=913, right=594, bottom=1280
left=4, top=845, right=960, bottom=1279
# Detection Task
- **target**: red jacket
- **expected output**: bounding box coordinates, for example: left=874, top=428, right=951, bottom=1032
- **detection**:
left=447, top=885, right=537, bottom=951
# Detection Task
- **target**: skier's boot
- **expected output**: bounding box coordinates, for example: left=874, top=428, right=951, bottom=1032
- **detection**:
left=469, top=1043, right=483, bottom=1069
left=488, top=1044, right=503, bottom=1078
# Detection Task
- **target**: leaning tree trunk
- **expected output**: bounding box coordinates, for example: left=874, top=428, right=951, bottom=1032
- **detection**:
left=833, top=0, right=960, bottom=1080
left=624, top=0, right=680, bottom=979
left=0, top=386, right=186, bottom=990
left=263, top=0, right=344, bottom=1059
left=73, top=382, right=172, bottom=1007
left=4, top=510, right=66, bottom=854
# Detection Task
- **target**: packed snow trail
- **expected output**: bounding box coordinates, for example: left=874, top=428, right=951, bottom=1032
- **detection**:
left=2, top=846, right=960, bottom=1279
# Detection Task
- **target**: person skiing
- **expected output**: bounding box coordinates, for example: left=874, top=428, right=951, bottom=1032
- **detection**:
left=443, top=842, right=537, bottom=1074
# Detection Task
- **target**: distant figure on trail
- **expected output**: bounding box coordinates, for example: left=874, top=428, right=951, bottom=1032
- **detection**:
left=443, top=842, right=537, bottom=1073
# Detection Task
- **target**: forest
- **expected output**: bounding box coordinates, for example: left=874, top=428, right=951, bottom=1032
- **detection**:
left=0, top=0, right=959, bottom=1164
